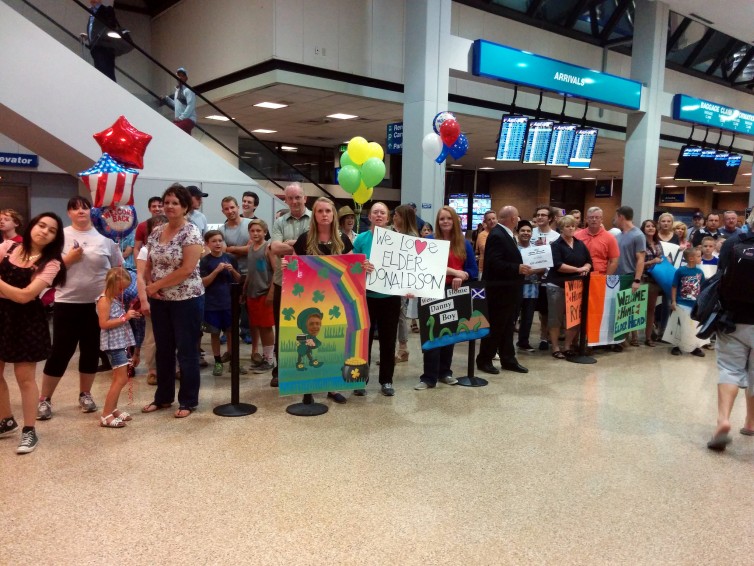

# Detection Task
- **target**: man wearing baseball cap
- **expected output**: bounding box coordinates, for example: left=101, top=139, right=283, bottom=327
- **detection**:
left=163, top=67, right=197, bottom=134
left=688, top=211, right=704, bottom=242
left=187, top=186, right=209, bottom=237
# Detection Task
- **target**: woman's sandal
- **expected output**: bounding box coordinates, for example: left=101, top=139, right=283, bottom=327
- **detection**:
left=142, top=402, right=172, bottom=413
left=644, top=340, right=655, bottom=347
left=395, top=350, right=409, bottom=363
left=100, top=413, right=126, bottom=428
left=563, top=350, right=576, bottom=357
left=629, top=338, right=640, bottom=347
left=552, top=351, right=566, bottom=360
left=112, top=409, right=133, bottom=421
left=174, top=406, right=196, bottom=418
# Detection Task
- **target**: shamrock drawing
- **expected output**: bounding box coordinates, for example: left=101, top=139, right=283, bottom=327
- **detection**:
left=350, top=262, right=363, bottom=275
left=287, top=259, right=299, bottom=271
left=292, top=283, right=304, bottom=297
left=281, top=307, right=295, bottom=321
left=317, top=267, right=330, bottom=280
left=312, top=290, right=325, bottom=303
left=329, top=305, right=341, bottom=320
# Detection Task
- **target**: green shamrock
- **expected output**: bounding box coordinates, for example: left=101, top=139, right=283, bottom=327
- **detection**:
left=287, top=259, right=299, bottom=271
left=317, top=267, right=330, bottom=280
left=281, top=307, right=295, bottom=321
left=292, top=283, right=304, bottom=297
left=312, top=290, right=325, bottom=303
left=328, top=305, right=341, bottom=320
left=350, top=262, right=363, bottom=275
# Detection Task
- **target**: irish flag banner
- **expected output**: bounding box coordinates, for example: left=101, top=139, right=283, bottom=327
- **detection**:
left=586, top=274, right=635, bottom=346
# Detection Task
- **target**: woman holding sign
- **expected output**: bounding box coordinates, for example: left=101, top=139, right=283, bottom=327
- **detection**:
left=392, top=205, right=420, bottom=364
left=546, top=215, right=591, bottom=359
left=641, top=220, right=664, bottom=347
left=415, top=206, right=478, bottom=390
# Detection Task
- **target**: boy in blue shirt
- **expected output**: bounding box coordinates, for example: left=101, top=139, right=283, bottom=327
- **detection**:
left=200, top=230, right=242, bottom=376
left=670, top=247, right=705, bottom=357
left=700, top=237, right=719, bottom=265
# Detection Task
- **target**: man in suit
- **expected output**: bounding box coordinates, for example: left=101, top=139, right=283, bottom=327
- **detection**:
left=85, top=0, right=124, bottom=81
left=477, top=205, right=532, bottom=374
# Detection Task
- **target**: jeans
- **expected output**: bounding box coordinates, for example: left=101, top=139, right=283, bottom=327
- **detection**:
left=367, top=295, right=401, bottom=385
left=517, top=298, right=537, bottom=346
left=150, top=295, right=204, bottom=408
left=420, top=344, right=455, bottom=386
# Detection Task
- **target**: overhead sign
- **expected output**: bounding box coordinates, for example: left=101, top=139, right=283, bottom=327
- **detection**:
left=386, top=122, right=403, bottom=154
left=672, top=94, right=754, bottom=136
left=660, top=193, right=685, bottom=204
left=472, top=40, right=642, bottom=110
left=0, top=152, right=38, bottom=168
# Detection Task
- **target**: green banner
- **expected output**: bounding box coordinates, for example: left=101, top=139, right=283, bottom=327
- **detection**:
left=613, top=284, right=648, bottom=339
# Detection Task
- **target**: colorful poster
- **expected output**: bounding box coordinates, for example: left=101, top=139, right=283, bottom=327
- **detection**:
left=279, top=254, right=370, bottom=396
left=613, top=284, right=648, bottom=339
left=417, top=282, right=490, bottom=350
left=367, top=226, right=450, bottom=299
left=565, top=279, right=583, bottom=329
left=662, top=305, right=710, bottom=352
left=586, top=274, right=634, bottom=346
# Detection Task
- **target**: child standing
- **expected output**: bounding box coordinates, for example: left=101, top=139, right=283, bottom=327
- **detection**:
left=243, top=220, right=276, bottom=373
left=670, top=247, right=706, bottom=357
left=199, top=230, right=241, bottom=376
left=97, top=267, right=141, bottom=428
left=700, top=237, right=719, bottom=265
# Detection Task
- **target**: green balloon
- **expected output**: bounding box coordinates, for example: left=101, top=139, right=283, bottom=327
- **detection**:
left=338, top=165, right=361, bottom=194
left=340, top=151, right=355, bottom=169
left=360, top=157, right=386, bottom=188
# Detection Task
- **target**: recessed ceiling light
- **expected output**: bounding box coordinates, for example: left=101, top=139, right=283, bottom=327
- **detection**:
left=669, top=162, right=679, bottom=166
left=659, top=176, right=674, bottom=179
left=479, top=167, right=494, bottom=170
left=252, top=129, right=276, bottom=134
left=664, top=185, right=678, bottom=188
left=449, top=164, right=462, bottom=167
left=743, top=172, right=752, bottom=176
left=585, top=168, right=601, bottom=171
left=327, top=113, right=358, bottom=120
left=206, top=115, right=230, bottom=121
left=254, top=102, right=288, bottom=109
left=483, top=157, right=496, bottom=160
left=582, top=177, right=596, bottom=180
left=281, top=145, right=298, bottom=152
left=242, top=151, right=260, bottom=156
left=557, top=175, right=572, bottom=178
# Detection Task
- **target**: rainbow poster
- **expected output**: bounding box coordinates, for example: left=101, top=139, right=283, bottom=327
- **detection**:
left=279, top=254, right=370, bottom=396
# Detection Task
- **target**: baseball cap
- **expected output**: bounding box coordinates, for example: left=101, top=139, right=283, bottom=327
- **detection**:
left=692, top=211, right=703, bottom=219
left=177, top=67, right=188, bottom=75
left=187, top=185, right=208, bottom=198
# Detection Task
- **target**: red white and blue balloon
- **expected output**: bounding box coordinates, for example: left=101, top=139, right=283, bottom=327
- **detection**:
left=79, top=153, right=139, bottom=208
left=91, top=205, right=138, bottom=240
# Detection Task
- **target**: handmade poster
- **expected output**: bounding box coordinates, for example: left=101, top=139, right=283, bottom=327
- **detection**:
left=367, top=226, right=449, bottom=299
left=587, top=274, right=636, bottom=346
left=660, top=241, right=683, bottom=268
left=520, top=244, right=554, bottom=269
left=613, top=284, right=648, bottom=339
left=418, top=282, right=489, bottom=350
left=565, top=279, right=583, bottom=329
left=662, top=305, right=710, bottom=352
left=279, top=254, right=370, bottom=396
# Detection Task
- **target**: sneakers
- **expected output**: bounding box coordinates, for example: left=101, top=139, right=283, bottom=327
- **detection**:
left=79, top=392, right=97, bottom=413
left=220, top=352, right=232, bottom=363
left=253, top=360, right=275, bottom=374
left=671, top=347, right=681, bottom=356
left=17, top=429, right=38, bottom=454
left=199, top=353, right=209, bottom=368
left=37, top=399, right=52, bottom=420
left=438, top=375, right=458, bottom=385
left=414, top=381, right=436, bottom=390
left=517, top=342, right=535, bottom=353
left=212, top=362, right=224, bottom=376
left=381, top=383, right=395, bottom=396
left=691, top=348, right=705, bottom=357
left=250, top=352, right=264, bottom=367
left=538, top=340, right=549, bottom=351
left=0, top=417, right=19, bottom=437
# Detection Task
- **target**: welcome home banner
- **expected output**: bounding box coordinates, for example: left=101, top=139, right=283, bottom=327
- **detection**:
left=587, top=274, right=648, bottom=346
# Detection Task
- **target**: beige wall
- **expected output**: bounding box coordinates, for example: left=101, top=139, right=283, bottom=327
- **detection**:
left=583, top=179, right=624, bottom=220
left=487, top=169, right=550, bottom=218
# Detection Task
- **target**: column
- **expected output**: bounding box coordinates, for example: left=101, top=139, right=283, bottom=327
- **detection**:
left=622, top=0, right=669, bottom=221
left=401, top=0, right=451, bottom=224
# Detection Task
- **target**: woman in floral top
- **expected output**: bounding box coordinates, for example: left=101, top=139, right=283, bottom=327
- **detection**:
left=142, top=184, right=205, bottom=418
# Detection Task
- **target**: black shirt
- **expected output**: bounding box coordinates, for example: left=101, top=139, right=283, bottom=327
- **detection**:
left=547, top=236, right=592, bottom=287
left=718, top=232, right=754, bottom=324
left=293, top=232, right=353, bottom=256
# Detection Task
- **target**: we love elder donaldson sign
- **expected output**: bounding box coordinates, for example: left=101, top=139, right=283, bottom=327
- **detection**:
left=472, top=40, right=642, bottom=110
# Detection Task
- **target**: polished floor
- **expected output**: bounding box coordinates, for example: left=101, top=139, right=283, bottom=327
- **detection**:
left=2, top=329, right=753, bottom=565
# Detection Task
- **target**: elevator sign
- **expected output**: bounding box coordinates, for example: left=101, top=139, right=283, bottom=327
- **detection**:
left=0, top=152, right=38, bottom=168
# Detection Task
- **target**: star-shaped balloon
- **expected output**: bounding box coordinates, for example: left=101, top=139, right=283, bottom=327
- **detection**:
left=93, top=115, right=152, bottom=169
left=79, top=153, right=139, bottom=208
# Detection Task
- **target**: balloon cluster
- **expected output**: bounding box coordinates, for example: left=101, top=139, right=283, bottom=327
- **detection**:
left=78, top=116, right=152, bottom=240
left=422, top=112, right=468, bottom=164
left=337, top=137, right=386, bottom=205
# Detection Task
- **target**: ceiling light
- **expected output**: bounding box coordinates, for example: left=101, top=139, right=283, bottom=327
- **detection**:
left=479, top=167, right=494, bottom=170
left=719, top=190, right=732, bottom=193
left=659, top=176, right=674, bottom=179
left=252, top=128, right=277, bottom=134
left=254, top=102, right=288, bottom=109
left=107, top=31, right=122, bottom=38
left=206, top=115, right=230, bottom=121
left=483, top=157, right=496, bottom=160
left=327, top=113, right=358, bottom=120
left=582, top=177, right=596, bottom=180
left=449, top=164, right=462, bottom=167
left=585, top=168, right=601, bottom=171
left=557, top=175, right=572, bottom=178
left=743, top=172, right=752, bottom=176
left=664, top=185, right=678, bottom=188
left=281, top=145, right=298, bottom=152
left=669, top=162, right=679, bottom=166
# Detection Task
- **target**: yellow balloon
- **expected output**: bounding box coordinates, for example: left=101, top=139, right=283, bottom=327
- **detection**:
left=352, top=183, right=374, bottom=205
left=348, top=136, right=370, bottom=165
left=367, top=141, right=384, bottom=161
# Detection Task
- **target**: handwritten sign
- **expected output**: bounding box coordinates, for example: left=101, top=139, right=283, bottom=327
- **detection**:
left=613, top=284, right=648, bottom=338
left=520, top=244, right=554, bottom=269
left=660, top=241, right=683, bottom=268
left=565, top=279, right=583, bottom=329
left=418, top=282, right=490, bottom=350
left=367, top=226, right=449, bottom=299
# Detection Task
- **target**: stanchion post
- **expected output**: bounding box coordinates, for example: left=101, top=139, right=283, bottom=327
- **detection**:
left=454, top=339, right=488, bottom=387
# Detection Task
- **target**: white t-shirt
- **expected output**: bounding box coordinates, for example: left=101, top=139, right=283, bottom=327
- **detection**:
left=531, top=226, right=560, bottom=246
left=56, top=226, right=122, bottom=303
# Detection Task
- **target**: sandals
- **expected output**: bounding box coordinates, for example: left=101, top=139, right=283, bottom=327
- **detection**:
left=100, top=413, right=126, bottom=428
left=563, top=350, right=576, bottom=357
left=552, top=351, right=566, bottom=360
left=112, top=409, right=132, bottom=421
left=174, top=406, right=196, bottom=418
left=644, top=339, right=655, bottom=347
left=395, top=350, right=409, bottom=364
left=141, top=402, right=172, bottom=413
left=629, top=338, right=640, bottom=347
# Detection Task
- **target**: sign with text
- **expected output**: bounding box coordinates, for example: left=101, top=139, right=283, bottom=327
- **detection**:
left=672, top=94, right=754, bottom=136
left=367, top=226, right=449, bottom=299
left=662, top=304, right=710, bottom=352
left=418, top=282, right=490, bottom=350
left=387, top=122, right=403, bottom=154
left=0, top=152, right=38, bottom=168
left=565, top=279, right=583, bottom=329
left=613, top=284, right=648, bottom=339
left=520, top=244, right=554, bottom=269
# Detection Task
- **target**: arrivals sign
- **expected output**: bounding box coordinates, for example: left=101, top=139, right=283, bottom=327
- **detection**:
left=472, top=40, right=642, bottom=110
left=672, top=94, right=754, bottom=136
left=0, top=152, right=38, bottom=168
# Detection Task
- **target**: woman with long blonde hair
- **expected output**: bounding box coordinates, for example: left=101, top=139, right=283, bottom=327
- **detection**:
left=392, top=205, right=419, bottom=363
left=673, top=221, right=691, bottom=250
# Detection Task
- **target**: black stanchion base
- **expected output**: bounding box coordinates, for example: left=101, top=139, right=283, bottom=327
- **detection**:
left=286, top=393, right=328, bottom=417
left=566, top=355, right=597, bottom=364
left=455, top=376, right=489, bottom=387
left=213, top=403, right=257, bottom=417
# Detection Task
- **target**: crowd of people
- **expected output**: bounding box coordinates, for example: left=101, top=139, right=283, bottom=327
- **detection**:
left=0, top=188, right=752, bottom=455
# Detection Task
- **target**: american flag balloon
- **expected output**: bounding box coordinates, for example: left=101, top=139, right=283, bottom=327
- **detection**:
left=78, top=153, right=139, bottom=208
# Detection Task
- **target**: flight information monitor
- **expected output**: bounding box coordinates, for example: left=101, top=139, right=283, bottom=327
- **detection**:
left=522, top=120, right=553, bottom=164
left=546, top=123, right=577, bottom=166
left=718, top=153, right=742, bottom=186
left=495, top=115, right=528, bottom=161
left=471, top=194, right=492, bottom=228
left=568, top=127, right=598, bottom=168
left=448, top=194, right=468, bottom=215
left=673, top=146, right=702, bottom=181
left=692, top=148, right=718, bottom=182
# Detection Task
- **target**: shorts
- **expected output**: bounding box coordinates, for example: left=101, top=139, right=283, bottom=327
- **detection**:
left=536, top=288, right=549, bottom=314
left=104, top=348, right=130, bottom=369
left=246, top=295, right=274, bottom=328
left=716, top=324, right=754, bottom=390
left=546, top=285, right=566, bottom=329
left=203, top=309, right=232, bottom=335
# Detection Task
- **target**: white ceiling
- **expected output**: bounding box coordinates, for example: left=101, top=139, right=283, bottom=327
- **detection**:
left=663, top=0, right=754, bottom=45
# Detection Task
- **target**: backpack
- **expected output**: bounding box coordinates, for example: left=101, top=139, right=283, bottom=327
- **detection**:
left=719, top=233, right=754, bottom=305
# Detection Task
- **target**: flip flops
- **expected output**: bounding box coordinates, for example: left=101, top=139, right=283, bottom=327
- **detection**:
left=707, top=432, right=732, bottom=451
left=142, top=402, right=172, bottom=413
left=740, top=428, right=754, bottom=436
left=174, top=406, right=196, bottom=418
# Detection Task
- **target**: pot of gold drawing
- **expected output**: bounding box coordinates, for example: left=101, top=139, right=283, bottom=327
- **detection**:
left=342, top=356, right=368, bottom=383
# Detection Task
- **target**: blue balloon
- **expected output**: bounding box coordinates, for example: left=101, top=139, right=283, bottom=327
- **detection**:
left=449, top=133, right=468, bottom=160
left=91, top=205, right=138, bottom=241
left=435, top=144, right=450, bottom=164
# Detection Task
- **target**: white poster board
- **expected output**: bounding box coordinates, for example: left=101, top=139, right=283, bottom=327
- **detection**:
left=662, top=304, right=710, bottom=352
left=700, top=264, right=718, bottom=279
left=660, top=241, right=683, bottom=268
left=367, top=226, right=450, bottom=299
left=520, top=244, right=554, bottom=269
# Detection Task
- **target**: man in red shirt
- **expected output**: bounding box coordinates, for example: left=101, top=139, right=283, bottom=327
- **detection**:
left=133, top=196, right=164, bottom=257
left=574, top=206, right=619, bottom=275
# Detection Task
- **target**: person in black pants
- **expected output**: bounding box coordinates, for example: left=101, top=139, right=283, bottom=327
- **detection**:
left=85, top=0, right=124, bottom=81
left=477, top=205, right=532, bottom=375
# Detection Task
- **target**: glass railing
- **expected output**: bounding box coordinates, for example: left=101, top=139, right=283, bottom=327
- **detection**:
left=6, top=0, right=336, bottom=199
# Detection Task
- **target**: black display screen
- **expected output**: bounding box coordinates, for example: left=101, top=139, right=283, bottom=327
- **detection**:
left=495, top=115, right=528, bottom=161
left=673, top=145, right=702, bottom=181
left=718, top=153, right=742, bottom=186
left=545, top=123, right=577, bottom=167
left=692, top=148, right=718, bottom=182
left=522, top=120, right=553, bottom=164
left=568, top=127, right=598, bottom=168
